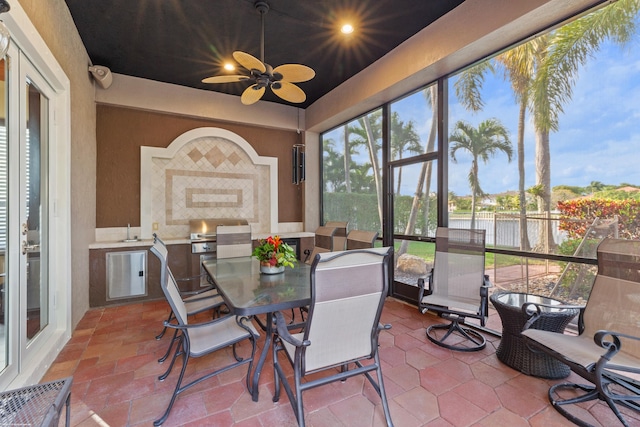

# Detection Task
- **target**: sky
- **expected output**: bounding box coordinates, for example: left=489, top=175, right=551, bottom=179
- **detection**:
left=324, top=14, right=640, bottom=198
left=445, top=37, right=640, bottom=197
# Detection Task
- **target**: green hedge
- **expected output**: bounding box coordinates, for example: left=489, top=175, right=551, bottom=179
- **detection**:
left=324, top=192, right=437, bottom=235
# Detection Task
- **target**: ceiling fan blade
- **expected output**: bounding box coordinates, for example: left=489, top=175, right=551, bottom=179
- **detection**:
left=201, top=75, right=248, bottom=84
left=272, top=81, right=306, bottom=103
left=241, top=84, right=266, bottom=105
left=273, top=64, right=315, bottom=83
left=233, top=51, right=266, bottom=73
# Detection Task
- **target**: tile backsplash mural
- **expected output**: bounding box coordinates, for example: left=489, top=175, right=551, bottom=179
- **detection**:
left=140, top=128, right=278, bottom=239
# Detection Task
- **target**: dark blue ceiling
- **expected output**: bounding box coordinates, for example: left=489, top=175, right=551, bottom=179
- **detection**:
left=65, top=0, right=465, bottom=108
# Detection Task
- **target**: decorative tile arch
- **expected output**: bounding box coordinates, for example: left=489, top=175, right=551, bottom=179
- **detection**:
left=140, top=127, right=278, bottom=239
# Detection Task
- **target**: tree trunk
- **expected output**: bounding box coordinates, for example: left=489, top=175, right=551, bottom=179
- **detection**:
left=535, top=129, right=556, bottom=251
left=343, top=124, right=351, bottom=193
left=470, top=159, right=478, bottom=230
left=517, top=100, right=531, bottom=250
left=363, top=117, right=383, bottom=227
left=422, top=89, right=438, bottom=236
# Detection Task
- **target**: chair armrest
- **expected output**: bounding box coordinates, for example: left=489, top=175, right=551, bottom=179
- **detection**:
left=591, top=330, right=640, bottom=373
left=482, top=274, right=492, bottom=288
left=594, top=329, right=640, bottom=355
left=273, top=311, right=310, bottom=347
left=521, top=301, right=584, bottom=331
left=417, top=269, right=434, bottom=300
left=378, top=323, right=392, bottom=332
left=175, top=273, right=217, bottom=297
left=164, top=314, right=253, bottom=332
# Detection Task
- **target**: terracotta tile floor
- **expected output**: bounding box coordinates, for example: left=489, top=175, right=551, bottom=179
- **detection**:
left=42, top=298, right=640, bottom=426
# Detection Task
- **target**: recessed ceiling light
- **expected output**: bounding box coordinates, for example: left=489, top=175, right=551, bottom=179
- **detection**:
left=341, top=24, right=354, bottom=35
left=224, top=63, right=235, bottom=71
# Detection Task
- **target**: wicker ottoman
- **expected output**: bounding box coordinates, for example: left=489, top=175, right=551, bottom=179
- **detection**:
left=490, top=292, right=579, bottom=379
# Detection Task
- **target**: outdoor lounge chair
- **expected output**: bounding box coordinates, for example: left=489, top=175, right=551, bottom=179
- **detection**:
left=522, top=238, right=640, bottom=427
left=272, top=247, right=394, bottom=427
left=150, top=238, right=259, bottom=426
left=418, top=227, right=491, bottom=351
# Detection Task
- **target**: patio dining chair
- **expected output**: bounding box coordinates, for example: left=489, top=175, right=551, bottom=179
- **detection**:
left=216, top=224, right=252, bottom=258
left=417, top=227, right=491, bottom=351
left=150, top=238, right=259, bottom=426
left=272, top=247, right=394, bottom=427
left=152, top=234, right=227, bottom=363
left=522, top=238, right=640, bottom=427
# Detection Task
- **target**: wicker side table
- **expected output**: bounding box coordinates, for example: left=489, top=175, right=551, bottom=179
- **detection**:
left=490, top=292, right=579, bottom=379
left=0, top=376, right=72, bottom=427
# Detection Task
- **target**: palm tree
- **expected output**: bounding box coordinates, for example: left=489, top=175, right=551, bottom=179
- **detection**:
left=390, top=112, right=422, bottom=194
left=454, top=0, right=640, bottom=250
left=449, top=119, right=513, bottom=229
left=397, top=85, right=438, bottom=257
left=526, top=0, right=639, bottom=249
left=322, top=139, right=345, bottom=192
left=348, top=111, right=383, bottom=226
left=455, top=50, right=534, bottom=250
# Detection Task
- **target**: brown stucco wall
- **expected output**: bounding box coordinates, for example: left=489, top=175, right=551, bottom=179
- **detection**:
left=96, top=104, right=304, bottom=228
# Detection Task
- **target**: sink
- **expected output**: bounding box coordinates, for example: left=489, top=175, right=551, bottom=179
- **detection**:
left=121, top=238, right=139, bottom=243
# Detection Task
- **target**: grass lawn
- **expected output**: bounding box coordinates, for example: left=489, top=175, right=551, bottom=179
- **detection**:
left=393, top=240, right=549, bottom=269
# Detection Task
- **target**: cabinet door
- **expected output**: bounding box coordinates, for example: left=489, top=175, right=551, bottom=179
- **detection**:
left=106, top=251, right=147, bottom=300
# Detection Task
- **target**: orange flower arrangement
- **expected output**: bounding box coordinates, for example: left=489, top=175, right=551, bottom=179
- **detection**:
left=252, top=235, right=297, bottom=268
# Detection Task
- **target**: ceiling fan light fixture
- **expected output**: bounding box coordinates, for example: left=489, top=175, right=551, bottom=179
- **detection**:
left=223, top=63, right=235, bottom=71
left=202, top=0, right=315, bottom=105
left=341, top=23, right=354, bottom=34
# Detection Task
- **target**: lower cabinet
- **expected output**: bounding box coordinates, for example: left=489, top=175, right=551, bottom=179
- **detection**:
left=106, top=250, right=147, bottom=300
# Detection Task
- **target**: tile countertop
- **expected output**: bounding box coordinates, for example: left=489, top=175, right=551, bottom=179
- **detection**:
left=88, top=232, right=315, bottom=250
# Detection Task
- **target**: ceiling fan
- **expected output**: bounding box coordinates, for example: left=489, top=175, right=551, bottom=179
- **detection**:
left=202, top=1, right=315, bottom=105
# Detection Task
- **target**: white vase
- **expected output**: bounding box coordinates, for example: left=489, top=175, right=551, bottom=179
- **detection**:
left=260, top=264, right=285, bottom=275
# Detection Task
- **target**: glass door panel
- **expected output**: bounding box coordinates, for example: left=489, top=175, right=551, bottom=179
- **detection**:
left=391, top=159, right=438, bottom=302
left=24, top=79, right=48, bottom=342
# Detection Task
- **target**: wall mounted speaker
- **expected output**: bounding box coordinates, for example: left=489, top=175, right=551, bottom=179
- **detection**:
left=88, top=65, right=113, bottom=89
left=292, top=144, right=305, bottom=185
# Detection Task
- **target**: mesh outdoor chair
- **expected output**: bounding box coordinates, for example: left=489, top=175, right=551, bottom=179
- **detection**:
left=150, top=239, right=259, bottom=426
left=325, top=221, right=348, bottom=250
left=216, top=224, right=252, bottom=259
left=303, top=226, right=336, bottom=264
left=522, top=238, right=640, bottom=427
left=417, top=227, right=491, bottom=351
left=346, top=229, right=378, bottom=249
left=272, top=247, right=394, bottom=427
left=152, top=234, right=227, bottom=363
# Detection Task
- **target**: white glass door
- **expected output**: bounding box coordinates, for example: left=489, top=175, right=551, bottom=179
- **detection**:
left=0, top=46, right=56, bottom=387
left=22, top=63, right=49, bottom=344
left=18, top=54, right=53, bottom=370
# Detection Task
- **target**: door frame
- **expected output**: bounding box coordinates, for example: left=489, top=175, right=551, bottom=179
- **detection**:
left=1, top=2, right=71, bottom=389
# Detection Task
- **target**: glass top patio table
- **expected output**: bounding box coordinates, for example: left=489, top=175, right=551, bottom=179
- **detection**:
left=202, top=257, right=311, bottom=316
left=202, top=257, right=311, bottom=402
